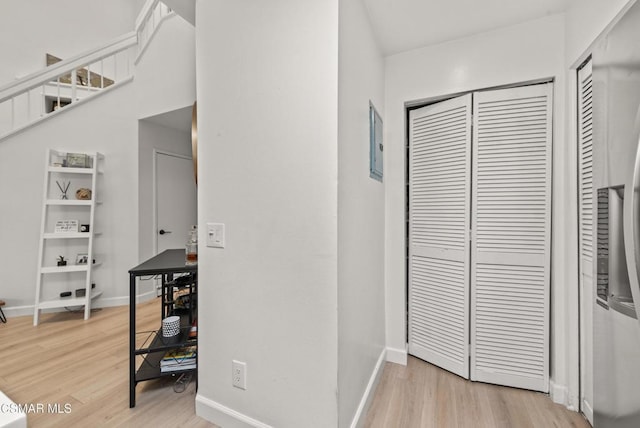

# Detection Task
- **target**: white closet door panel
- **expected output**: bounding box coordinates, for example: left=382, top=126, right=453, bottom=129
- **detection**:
left=579, top=60, right=594, bottom=267
left=409, top=94, right=472, bottom=379
left=471, top=83, right=552, bottom=392
left=578, top=59, right=594, bottom=423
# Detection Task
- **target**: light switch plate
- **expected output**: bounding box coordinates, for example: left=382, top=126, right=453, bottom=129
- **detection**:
left=206, top=223, right=225, bottom=248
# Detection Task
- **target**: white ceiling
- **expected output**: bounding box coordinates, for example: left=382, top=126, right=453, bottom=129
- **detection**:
left=362, top=0, right=569, bottom=56
left=141, top=105, right=193, bottom=132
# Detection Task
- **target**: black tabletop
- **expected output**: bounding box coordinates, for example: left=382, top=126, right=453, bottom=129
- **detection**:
left=128, top=249, right=197, bottom=275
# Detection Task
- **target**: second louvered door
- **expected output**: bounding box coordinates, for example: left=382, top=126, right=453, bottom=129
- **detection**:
left=408, top=94, right=472, bottom=379
left=578, top=59, right=594, bottom=421
left=470, top=83, right=552, bottom=392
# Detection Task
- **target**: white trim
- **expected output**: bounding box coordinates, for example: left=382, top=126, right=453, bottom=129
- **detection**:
left=582, top=398, right=594, bottom=425
left=0, top=33, right=136, bottom=102
left=2, top=305, right=36, bottom=318
left=349, top=349, right=386, bottom=428
left=385, top=345, right=407, bottom=365
left=1, top=292, right=156, bottom=319
left=195, top=394, right=273, bottom=428
left=135, top=290, right=158, bottom=304
left=152, top=150, right=193, bottom=255
left=0, top=77, right=134, bottom=143
left=135, top=0, right=160, bottom=30
left=550, top=379, right=569, bottom=407
left=134, top=12, right=177, bottom=65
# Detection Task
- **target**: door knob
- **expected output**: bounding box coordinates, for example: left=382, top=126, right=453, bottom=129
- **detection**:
left=159, top=229, right=172, bottom=235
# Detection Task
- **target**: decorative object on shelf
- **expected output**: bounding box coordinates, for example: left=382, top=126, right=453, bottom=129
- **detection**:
left=162, top=315, right=181, bottom=338
left=54, top=219, right=79, bottom=233
left=57, top=256, right=67, bottom=266
left=75, top=283, right=95, bottom=298
left=185, top=225, right=198, bottom=265
left=75, top=253, right=88, bottom=265
left=50, top=150, right=67, bottom=167
left=80, top=224, right=90, bottom=232
left=75, top=188, right=92, bottom=200
left=66, top=153, right=91, bottom=168
left=56, top=180, right=70, bottom=199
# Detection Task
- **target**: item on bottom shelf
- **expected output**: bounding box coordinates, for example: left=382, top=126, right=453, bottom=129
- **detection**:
left=161, top=363, right=196, bottom=373
left=162, top=315, right=180, bottom=337
left=160, top=346, right=196, bottom=373
left=189, top=319, right=197, bottom=339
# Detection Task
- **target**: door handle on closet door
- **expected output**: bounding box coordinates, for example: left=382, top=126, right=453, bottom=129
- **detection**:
left=159, top=229, right=172, bottom=235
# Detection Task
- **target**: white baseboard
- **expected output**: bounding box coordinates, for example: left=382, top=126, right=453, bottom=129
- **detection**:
left=549, top=380, right=568, bottom=407
left=2, top=291, right=157, bottom=319
left=135, top=290, right=158, bottom=304
left=582, top=400, right=593, bottom=426
left=195, top=394, right=272, bottom=428
left=349, top=348, right=386, bottom=428
left=385, top=345, right=407, bottom=365
left=582, top=398, right=594, bottom=425
left=2, top=305, right=34, bottom=318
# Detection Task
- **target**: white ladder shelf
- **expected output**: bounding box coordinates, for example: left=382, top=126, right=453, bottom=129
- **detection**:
left=33, top=149, right=104, bottom=325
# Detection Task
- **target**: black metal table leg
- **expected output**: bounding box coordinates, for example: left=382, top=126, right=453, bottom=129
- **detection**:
left=129, top=273, right=136, bottom=408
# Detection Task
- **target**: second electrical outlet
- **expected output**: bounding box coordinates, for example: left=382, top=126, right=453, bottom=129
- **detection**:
left=232, top=360, right=246, bottom=390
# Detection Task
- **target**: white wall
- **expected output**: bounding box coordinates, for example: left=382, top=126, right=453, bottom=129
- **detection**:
left=0, top=84, right=139, bottom=313
left=134, top=14, right=196, bottom=120
left=135, top=12, right=196, bottom=266
left=194, top=0, right=340, bottom=427
left=384, top=12, right=568, bottom=395
left=337, top=0, right=386, bottom=427
left=138, top=119, right=192, bottom=268
left=0, top=0, right=140, bottom=86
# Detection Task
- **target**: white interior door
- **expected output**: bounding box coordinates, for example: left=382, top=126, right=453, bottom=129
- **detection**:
left=408, top=94, right=472, bottom=379
left=155, top=150, right=197, bottom=254
left=578, top=59, right=594, bottom=423
left=470, top=83, right=552, bottom=392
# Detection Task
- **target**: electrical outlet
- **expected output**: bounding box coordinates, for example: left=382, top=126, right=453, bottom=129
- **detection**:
left=232, top=360, right=246, bottom=390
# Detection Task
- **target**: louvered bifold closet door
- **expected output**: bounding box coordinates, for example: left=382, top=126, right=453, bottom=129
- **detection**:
left=409, top=94, right=472, bottom=379
left=578, top=59, right=594, bottom=421
left=470, top=83, right=552, bottom=392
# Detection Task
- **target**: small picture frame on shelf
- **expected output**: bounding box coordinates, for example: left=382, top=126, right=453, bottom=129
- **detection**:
left=54, top=219, right=79, bottom=233
left=75, top=253, right=89, bottom=265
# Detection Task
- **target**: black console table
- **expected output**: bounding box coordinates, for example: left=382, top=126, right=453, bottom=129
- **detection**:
left=129, top=249, right=197, bottom=407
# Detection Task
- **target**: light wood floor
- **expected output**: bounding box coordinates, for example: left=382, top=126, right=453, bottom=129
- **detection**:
left=0, top=299, right=216, bottom=428
left=1, top=300, right=590, bottom=427
left=364, top=356, right=591, bottom=428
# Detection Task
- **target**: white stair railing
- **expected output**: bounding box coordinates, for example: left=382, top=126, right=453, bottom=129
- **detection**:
left=0, top=0, right=175, bottom=142
left=135, top=0, right=174, bottom=64
left=0, top=33, right=137, bottom=140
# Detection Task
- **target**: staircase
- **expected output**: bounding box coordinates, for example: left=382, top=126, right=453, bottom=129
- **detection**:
left=0, top=0, right=174, bottom=141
